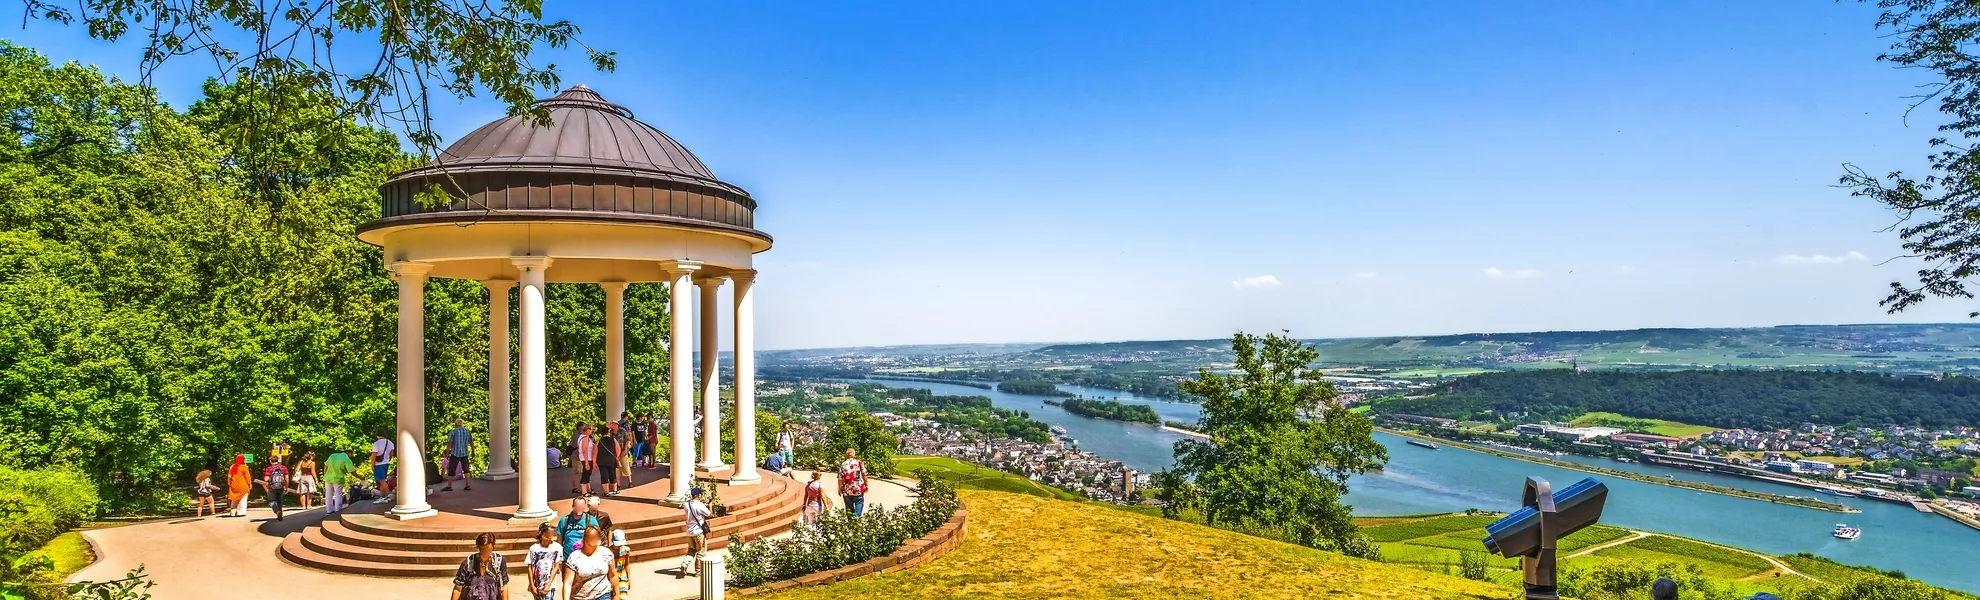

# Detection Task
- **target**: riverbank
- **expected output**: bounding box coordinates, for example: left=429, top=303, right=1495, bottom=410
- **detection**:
left=1930, top=502, right=1980, bottom=532
left=1161, top=425, right=1211, bottom=440
left=1378, top=427, right=1860, bottom=514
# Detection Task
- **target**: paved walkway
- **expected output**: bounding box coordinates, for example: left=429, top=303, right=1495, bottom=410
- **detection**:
left=72, top=471, right=918, bottom=600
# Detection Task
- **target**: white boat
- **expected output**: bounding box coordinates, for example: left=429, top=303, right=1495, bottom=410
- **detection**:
left=1832, top=524, right=1861, bottom=540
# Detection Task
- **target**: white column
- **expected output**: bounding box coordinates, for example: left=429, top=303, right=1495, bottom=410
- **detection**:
left=696, top=277, right=726, bottom=471
left=661, top=260, right=702, bottom=504
left=510, top=257, right=556, bottom=522
left=389, top=262, right=437, bottom=520
left=484, top=279, right=518, bottom=480
left=603, top=282, right=628, bottom=421
left=729, top=270, right=760, bottom=485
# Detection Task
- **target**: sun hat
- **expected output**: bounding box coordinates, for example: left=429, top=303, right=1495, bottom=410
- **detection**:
left=610, top=529, right=627, bottom=546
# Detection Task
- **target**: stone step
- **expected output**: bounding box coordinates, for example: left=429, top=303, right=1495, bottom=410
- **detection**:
left=315, top=486, right=803, bottom=554
left=280, top=512, right=792, bottom=578
left=338, top=475, right=796, bottom=541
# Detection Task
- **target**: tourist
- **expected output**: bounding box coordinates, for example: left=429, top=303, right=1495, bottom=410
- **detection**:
left=589, top=495, right=615, bottom=535
left=526, top=523, right=563, bottom=600
left=762, top=451, right=787, bottom=478
left=226, top=454, right=252, bottom=517
left=610, top=528, right=632, bottom=598
left=562, top=526, right=615, bottom=600
left=371, top=430, right=395, bottom=504
left=838, top=448, right=869, bottom=517
left=596, top=423, right=622, bottom=496
left=612, top=419, right=633, bottom=487
left=449, top=532, right=508, bottom=600
left=644, top=414, right=662, bottom=469
left=802, top=471, right=824, bottom=526
left=554, top=497, right=597, bottom=555
left=547, top=444, right=563, bottom=470
left=567, top=425, right=583, bottom=492
left=294, top=451, right=319, bottom=511
left=776, top=424, right=794, bottom=467
left=630, top=412, right=649, bottom=468
left=676, top=487, right=711, bottom=579
left=443, top=419, right=474, bottom=492
left=192, top=469, right=217, bottom=517
left=574, top=424, right=597, bottom=496
left=323, top=448, right=355, bottom=515
left=257, top=455, right=291, bottom=521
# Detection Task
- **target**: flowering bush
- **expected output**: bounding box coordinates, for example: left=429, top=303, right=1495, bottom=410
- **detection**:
left=727, top=477, right=961, bottom=588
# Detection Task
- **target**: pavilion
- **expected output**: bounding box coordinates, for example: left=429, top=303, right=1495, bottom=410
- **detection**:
left=357, top=84, right=769, bottom=522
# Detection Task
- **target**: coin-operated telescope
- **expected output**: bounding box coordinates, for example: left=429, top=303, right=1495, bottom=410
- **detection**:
left=1481, top=477, right=1609, bottom=600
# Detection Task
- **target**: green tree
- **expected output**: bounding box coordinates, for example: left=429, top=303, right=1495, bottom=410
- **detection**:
left=18, top=0, right=615, bottom=193
left=821, top=409, right=897, bottom=477
left=1843, top=1, right=1980, bottom=315
left=1169, top=332, right=1388, bottom=558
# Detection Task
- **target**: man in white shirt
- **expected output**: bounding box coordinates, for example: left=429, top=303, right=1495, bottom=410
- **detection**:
left=370, top=431, right=395, bottom=504
left=677, top=487, right=711, bottom=579
left=775, top=424, right=795, bottom=468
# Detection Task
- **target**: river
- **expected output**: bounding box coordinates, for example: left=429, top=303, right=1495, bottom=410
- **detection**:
left=833, top=378, right=1980, bottom=592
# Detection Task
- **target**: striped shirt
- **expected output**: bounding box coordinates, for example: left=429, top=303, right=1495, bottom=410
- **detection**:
left=448, top=426, right=472, bottom=457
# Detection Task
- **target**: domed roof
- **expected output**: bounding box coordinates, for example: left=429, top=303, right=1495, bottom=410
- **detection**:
left=431, top=85, right=722, bottom=183
left=364, top=85, right=766, bottom=245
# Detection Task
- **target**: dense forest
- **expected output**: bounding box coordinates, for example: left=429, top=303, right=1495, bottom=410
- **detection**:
left=995, top=380, right=1065, bottom=395
left=1377, top=369, right=1980, bottom=430
left=1061, top=398, right=1161, bottom=424
left=0, top=45, right=681, bottom=510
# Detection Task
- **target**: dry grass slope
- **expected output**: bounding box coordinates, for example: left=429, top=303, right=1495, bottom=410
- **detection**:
left=767, top=490, right=1507, bottom=599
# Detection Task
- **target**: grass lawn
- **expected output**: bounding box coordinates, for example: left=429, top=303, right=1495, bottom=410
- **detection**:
left=1586, top=535, right=1773, bottom=580
left=1570, top=411, right=1717, bottom=438
left=31, top=531, right=94, bottom=579
left=766, top=490, right=1508, bottom=599
left=896, top=455, right=1086, bottom=502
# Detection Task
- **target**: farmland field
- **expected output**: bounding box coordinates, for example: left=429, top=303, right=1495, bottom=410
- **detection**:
left=1570, top=411, right=1717, bottom=437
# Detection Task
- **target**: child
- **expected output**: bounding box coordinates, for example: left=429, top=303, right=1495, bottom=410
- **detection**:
left=193, top=470, right=217, bottom=517
left=526, top=523, right=564, bottom=600
left=610, top=528, right=632, bottom=597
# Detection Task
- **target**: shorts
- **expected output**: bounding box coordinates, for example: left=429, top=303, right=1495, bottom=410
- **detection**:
left=448, top=456, right=468, bottom=477
left=687, top=533, right=707, bottom=556
left=598, top=462, right=618, bottom=484
left=579, top=464, right=593, bottom=484
left=616, top=461, right=630, bottom=477
left=373, top=463, right=390, bottom=483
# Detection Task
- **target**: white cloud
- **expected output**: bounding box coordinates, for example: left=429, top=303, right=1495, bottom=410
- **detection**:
left=1774, top=251, right=1867, bottom=266
left=1231, top=275, right=1282, bottom=289
left=1353, top=272, right=1378, bottom=280
left=1482, top=267, right=1543, bottom=279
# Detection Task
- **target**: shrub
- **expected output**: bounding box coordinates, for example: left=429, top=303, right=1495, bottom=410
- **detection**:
left=1457, top=550, right=1490, bottom=581
left=727, top=477, right=961, bottom=588
left=0, top=466, right=100, bottom=554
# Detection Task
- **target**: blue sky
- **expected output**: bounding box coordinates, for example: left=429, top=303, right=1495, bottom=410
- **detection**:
left=8, top=1, right=1974, bottom=349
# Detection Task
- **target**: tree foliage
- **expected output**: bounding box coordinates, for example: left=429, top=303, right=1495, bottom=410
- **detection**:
left=1842, top=0, right=1980, bottom=315
left=820, top=409, right=897, bottom=477
left=1166, top=332, right=1388, bottom=558
left=1059, top=397, right=1159, bottom=424
left=0, top=42, right=668, bottom=511
left=1378, top=368, right=1980, bottom=429
left=17, top=0, right=614, bottom=198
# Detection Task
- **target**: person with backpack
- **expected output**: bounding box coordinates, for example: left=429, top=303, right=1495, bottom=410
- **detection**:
left=675, top=487, right=711, bottom=579
left=370, top=430, right=395, bottom=504
left=448, top=532, right=508, bottom=600
left=554, top=497, right=598, bottom=555
left=257, top=455, right=291, bottom=521
left=838, top=448, right=869, bottom=517
left=193, top=469, right=218, bottom=517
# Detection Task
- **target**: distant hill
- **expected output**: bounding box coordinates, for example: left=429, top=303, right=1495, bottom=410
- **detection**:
left=1020, top=324, right=1980, bottom=375
left=1377, top=369, right=1980, bottom=430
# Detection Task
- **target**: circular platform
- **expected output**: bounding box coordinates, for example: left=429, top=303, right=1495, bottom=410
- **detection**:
left=280, top=466, right=802, bottom=577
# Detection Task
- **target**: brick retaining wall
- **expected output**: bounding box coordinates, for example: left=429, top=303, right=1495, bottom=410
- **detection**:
left=731, top=505, right=970, bottom=596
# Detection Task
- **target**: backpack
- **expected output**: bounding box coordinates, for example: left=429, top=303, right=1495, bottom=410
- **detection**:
left=269, top=467, right=288, bottom=491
